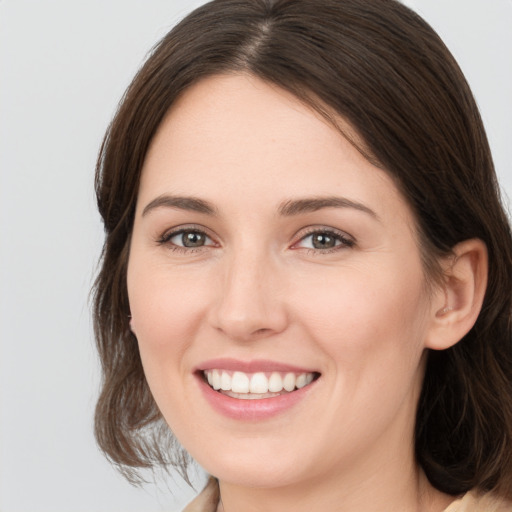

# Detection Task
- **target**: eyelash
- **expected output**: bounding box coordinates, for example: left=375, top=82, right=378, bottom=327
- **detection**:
left=157, top=225, right=216, bottom=253
left=157, top=226, right=355, bottom=254
left=292, top=227, right=355, bottom=254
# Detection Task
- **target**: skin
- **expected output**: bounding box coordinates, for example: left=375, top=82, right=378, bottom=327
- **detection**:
left=127, top=74, right=462, bottom=511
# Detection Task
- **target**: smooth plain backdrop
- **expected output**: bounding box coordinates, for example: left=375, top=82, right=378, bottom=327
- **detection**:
left=1, top=1, right=511, bottom=511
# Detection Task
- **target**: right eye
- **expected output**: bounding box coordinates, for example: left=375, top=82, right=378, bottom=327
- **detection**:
left=159, top=227, right=217, bottom=251
left=172, top=230, right=209, bottom=247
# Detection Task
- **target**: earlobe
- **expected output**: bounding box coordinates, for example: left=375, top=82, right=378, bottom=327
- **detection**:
left=425, top=239, right=488, bottom=351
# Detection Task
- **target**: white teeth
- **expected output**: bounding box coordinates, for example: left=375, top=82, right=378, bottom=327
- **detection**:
left=268, top=372, right=284, bottom=392
left=249, top=372, right=269, bottom=394
left=296, top=373, right=307, bottom=389
left=212, top=369, right=221, bottom=390
left=220, top=371, right=231, bottom=391
left=231, top=371, right=250, bottom=393
left=224, top=391, right=281, bottom=400
left=283, top=373, right=296, bottom=392
left=204, top=369, right=316, bottom=396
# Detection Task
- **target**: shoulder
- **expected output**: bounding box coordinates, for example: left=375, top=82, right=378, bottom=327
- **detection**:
left=182, top=477, right=219, bottom=512
left=443, top=490, right=512, bottom=512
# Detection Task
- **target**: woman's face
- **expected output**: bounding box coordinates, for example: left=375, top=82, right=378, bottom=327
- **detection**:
left=127, top=74, right=439, bottom=489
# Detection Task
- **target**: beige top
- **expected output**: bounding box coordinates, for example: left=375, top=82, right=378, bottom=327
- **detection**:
left=183, top=478, right=512, bottom=512
left=443, top=490, right=511, bottom=511
left=183, top=477, right=219, bottom=512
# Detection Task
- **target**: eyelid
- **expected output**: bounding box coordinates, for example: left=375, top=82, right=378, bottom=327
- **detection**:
left=156, top=223, right=354, bottom=253
left=157, top=224, right=218, bottom=248
left=291, top=225, right=355, bottom=251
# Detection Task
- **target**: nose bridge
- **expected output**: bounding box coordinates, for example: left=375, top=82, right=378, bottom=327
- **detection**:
left=210, top=243, right=287, bottom=341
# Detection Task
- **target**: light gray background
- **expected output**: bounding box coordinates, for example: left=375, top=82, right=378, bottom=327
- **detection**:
left=0, top=1, right=511, bottom=511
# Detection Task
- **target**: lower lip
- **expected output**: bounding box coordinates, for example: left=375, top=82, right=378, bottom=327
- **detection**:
left=196, top=374, right=317, bottom=421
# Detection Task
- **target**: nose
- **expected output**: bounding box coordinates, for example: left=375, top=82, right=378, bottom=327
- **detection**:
left=208, top=250, right=288, bottom=342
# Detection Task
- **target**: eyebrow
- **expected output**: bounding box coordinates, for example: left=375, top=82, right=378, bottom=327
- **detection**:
left=141, top=194, right=378, bottom=220
left=142, top=195, right=218, bottom=217
left=278, top=196, right=378, bottom=219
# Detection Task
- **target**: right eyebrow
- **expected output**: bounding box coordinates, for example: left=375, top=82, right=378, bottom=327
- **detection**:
left=141, top=195, right=218, bottom=217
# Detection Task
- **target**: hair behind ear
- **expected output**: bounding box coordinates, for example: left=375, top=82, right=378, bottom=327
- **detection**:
left=416, top=240, right=512, bottom=495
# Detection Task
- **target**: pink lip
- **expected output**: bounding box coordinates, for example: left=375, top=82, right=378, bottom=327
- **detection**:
left=194, top=359, right=319, bottom=421
left=196, top=358, right=316, bottom=374
left=197, top=377, right=316, bottom=421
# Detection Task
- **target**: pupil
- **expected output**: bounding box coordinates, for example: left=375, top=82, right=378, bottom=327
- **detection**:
left=313, top=233, right=335, bottom=249
left=183, top=231, right=205, bottom=247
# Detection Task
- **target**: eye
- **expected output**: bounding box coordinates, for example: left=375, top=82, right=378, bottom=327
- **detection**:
left=293, top=228, right=355, bottom=252
left=158, top=227, right=217, bottom=250
left=173, top=230, right=208, bottom=248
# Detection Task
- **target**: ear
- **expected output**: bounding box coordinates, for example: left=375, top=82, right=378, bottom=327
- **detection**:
left=425, top=239, right=488, bottom=351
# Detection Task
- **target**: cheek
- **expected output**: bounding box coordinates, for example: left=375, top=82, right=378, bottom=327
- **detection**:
left=127, top=264, right=211, bottom=438
left=128, top=258, right=208, bottom=341
left=292, top=261, right=431, bottom=373
left=126, top=258, right=212, bottom=399
left=290, top=264, right=431, bottom=450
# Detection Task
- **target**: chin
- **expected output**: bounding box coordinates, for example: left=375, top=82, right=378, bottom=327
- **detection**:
left=205, top=459, right=306, bottom=489
left=188, top=438, right=317, bottom=489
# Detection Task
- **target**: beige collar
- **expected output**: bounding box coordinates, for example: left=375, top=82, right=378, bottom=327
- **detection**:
left=183, top=478, right=510, bottom=512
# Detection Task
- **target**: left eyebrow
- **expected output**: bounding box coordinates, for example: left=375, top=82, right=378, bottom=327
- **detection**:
left=278, top=196, right=379, bottom=220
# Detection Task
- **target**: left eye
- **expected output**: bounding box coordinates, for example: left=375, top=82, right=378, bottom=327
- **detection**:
left=295, top=230, right=354, bottom=250
left=167, top=230, right=214, bottom=248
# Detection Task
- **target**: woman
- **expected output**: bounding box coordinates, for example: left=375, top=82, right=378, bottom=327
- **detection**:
left=93, top=0, right=512, bottom=510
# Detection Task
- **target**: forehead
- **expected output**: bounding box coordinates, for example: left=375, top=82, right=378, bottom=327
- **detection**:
left=138, top=73, right=411, bottom=227
left=146, top=73, right=345, bottom=169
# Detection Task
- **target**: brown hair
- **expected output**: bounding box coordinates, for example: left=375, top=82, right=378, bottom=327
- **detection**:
left=93, top=0, right=512, bottom=496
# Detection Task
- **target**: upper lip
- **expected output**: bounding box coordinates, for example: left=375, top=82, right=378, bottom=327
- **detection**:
left=196, top=358, right=318, bottom=374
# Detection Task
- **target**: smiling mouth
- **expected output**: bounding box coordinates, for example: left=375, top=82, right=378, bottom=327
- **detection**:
left=203, top=370, right=319, bottom=400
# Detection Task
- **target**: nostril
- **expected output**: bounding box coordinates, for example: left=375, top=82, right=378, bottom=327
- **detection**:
left=252, top=327, right=272, bottom=336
